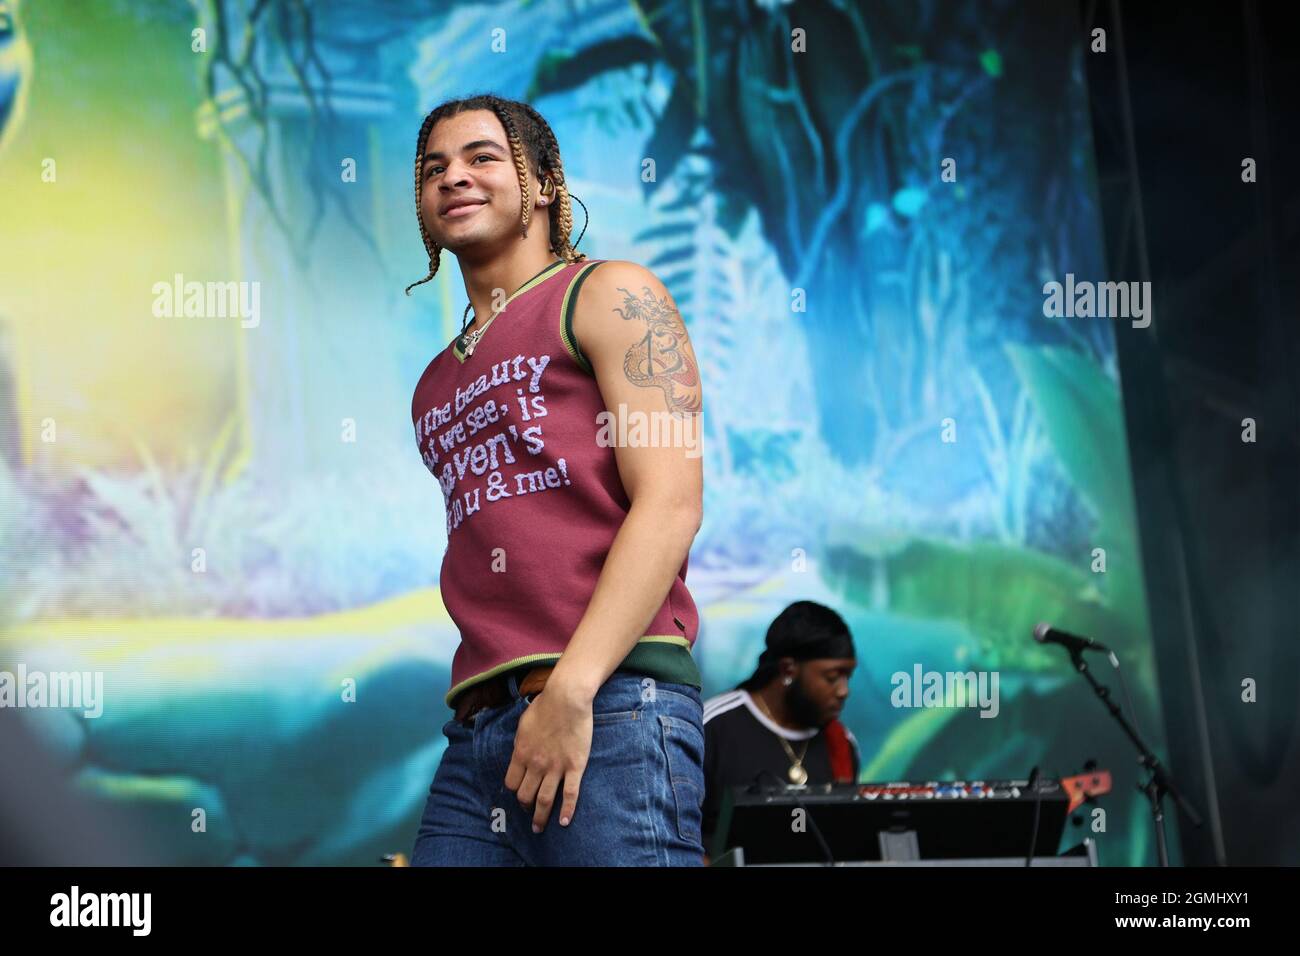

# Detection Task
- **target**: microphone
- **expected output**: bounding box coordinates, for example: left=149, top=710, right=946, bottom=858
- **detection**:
left=1033, top=622, right=1111, bottom=655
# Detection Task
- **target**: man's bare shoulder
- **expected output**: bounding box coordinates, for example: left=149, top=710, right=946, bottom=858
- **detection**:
left=584, top=258, right=660, bottom=293
left=571, top=258, right=702, bottom=417
left=572, top=259, right=680, bottom=349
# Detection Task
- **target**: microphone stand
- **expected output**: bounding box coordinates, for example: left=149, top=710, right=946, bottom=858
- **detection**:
left=1068, top=647, right=1202, bottom=866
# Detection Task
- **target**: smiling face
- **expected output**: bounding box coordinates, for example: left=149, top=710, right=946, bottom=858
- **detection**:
left=418, top=109, right=548, bottom=257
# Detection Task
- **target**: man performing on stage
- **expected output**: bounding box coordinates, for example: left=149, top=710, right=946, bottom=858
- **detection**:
left=701, top=601, right=861, bottom=857
left=406, top=94, right=707, bottom=866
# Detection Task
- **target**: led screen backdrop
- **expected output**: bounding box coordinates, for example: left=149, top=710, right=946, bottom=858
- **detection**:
left=0, top=0, right=1171, bottom=865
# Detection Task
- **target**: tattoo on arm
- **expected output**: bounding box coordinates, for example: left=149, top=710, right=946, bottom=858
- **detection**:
left=613, top=286, right=702, bottom=417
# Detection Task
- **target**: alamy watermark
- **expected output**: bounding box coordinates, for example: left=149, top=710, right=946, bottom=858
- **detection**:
left=890, top=664, right=1000, bottom=719
left=594, top=403, right=702, bottom=458
left=0, top=664, right=103, bottom=718
left=50, top=886, right=150, bottom=936
left=1042, top=273, right=1151, bottom=328
left=152, top=273, right=260, bottom=328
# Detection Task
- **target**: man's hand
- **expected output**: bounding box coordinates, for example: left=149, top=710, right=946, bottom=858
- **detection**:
left=503, top=678, right=595, bottom=832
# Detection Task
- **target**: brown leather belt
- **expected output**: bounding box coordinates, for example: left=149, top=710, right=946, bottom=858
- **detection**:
left=453, top=665, right=554, bottom=725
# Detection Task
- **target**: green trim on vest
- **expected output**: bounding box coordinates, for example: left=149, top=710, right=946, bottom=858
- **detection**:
left=619, top=636, right=701, bottom=688
left=445, top=635, right=700, bottom=708
left=560, top=260, right=604, bottom=376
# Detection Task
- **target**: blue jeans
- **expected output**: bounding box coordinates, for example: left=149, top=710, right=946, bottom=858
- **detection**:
left=411, top=670, right=706, bottom=866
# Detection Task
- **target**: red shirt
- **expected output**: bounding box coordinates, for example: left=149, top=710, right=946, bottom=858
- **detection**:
left=411, top=258, right=701, bottom=707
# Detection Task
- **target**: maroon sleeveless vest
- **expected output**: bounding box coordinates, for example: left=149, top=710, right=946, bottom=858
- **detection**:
left=411, top=258, right=701, bottom=707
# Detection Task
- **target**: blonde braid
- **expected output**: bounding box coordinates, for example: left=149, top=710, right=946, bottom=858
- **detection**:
left=405, top=109, right=443, bottom=295
left=516, top=102, right=586, bottom=264
left=490, top=101, right=535, bottom=238
left=544, top=149, right=582, bottom=263
left=552, top=173, right=585, bottom=264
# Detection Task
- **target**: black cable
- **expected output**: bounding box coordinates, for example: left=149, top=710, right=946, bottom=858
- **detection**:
left=569, top=192, right=589, bottom=250
left=1025, top=766, right=1044, bottom=867
left=747, top=768, right=836, bottom=866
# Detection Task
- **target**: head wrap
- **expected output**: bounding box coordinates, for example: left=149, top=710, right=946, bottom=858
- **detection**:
left=736, top=601, right=856, bottom=690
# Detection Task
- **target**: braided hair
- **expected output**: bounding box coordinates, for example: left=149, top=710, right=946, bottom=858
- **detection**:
left=405, top=94, right=587, bottom=296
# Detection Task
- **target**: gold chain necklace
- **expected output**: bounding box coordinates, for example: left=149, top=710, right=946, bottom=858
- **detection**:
left=458, top=258, right=564, bottom=357
left=752, top=692, right=812, bottom=785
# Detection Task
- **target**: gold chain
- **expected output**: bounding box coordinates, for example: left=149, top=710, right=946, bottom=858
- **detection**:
left=752, top=693, right=811, bottom=768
